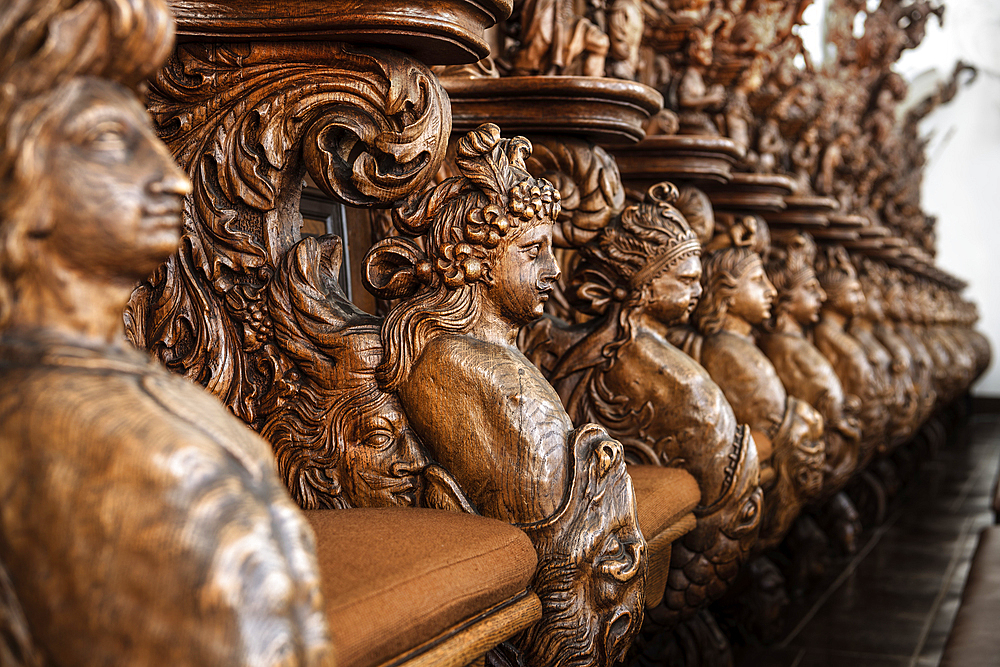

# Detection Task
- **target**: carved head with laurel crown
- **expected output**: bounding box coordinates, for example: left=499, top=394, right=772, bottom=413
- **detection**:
left=568, top=182, right=705, bottom=333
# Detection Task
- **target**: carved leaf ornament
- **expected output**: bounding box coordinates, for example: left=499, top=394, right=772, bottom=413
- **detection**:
left=128, top=41, right=451, bottom=429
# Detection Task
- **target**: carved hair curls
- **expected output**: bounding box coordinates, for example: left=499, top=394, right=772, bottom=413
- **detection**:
left=694, top=216, right=770, bottom=336
left=364, top=124, right=561, bottom=390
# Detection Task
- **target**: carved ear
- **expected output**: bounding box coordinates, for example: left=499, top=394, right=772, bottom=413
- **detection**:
left=363, top=237, right=428, bottom=299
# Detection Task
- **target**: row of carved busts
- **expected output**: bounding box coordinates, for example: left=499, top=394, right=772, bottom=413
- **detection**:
left=471, top=0, right=956, bottom=255
left=0, top=0, right=987, bottom=665
left=205, top=118, right=986, bottom=663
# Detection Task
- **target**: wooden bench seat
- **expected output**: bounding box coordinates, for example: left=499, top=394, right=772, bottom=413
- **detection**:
left=627, top=465, right=702, bottom=609
left=306, top=508, right=541, bottom=667
left=941, top=525, right=1000, bottom=666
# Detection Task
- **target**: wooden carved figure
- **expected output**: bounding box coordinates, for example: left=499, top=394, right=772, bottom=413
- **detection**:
left=676, top=27, right=727, bottom=135
left=262, top=236, right=464, bottom=511
left=853, top=256, right=920, bottom=447
left=813, top=245, right=891, bottom=467
left=689, top=217, right=825, bottom=551
left=509, top=0, right=610, bottom=77
left=881, top=267, right=938, bottom=425
left=759, top=233, right=863, bottom=553
left=0, top=0, right=331, bottom=663
left=531, top=182, right=763, bottom=628
left=364, top=124, right=646, bottom=667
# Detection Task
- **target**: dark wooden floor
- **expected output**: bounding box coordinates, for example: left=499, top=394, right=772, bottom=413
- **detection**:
left=737, top=410, right=1000, bottom=667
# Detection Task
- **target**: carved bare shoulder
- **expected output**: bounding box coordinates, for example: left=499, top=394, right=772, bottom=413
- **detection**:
left=0, top=363, right=326, bottom=666
left=400, top=334, right=573, bottom=522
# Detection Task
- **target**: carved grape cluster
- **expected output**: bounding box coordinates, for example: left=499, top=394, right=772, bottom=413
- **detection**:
left=509, top=181, right=560, bottom=224
left=435, top=241, right=483, bottom=288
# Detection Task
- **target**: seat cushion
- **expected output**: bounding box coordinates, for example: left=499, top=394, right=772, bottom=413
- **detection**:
left=941, top=526, right=1000, bottom=666
left=627, top=465, right=701, bottom=539
left=305, top=508, right=537, bottom=667
left=627, top=465, right=701, bottom=608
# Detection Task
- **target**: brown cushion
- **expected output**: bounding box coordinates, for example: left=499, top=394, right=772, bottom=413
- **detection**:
left=305, top=508, right=537, bottom=667
left=627, top=465, right=701, bottom=539
left=941, top=526, right=1000, bottom=666
left=627, top=465, right=701, bottom=608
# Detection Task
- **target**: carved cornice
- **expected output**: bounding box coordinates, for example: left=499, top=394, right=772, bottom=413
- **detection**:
left=610, top=135, right=745, bottom=187
left=763, top=195, right=839, bottom=230
left=702, top=172, right=795, bottom=214
left=168, top=0, right=512, bottom=64
left=444, top=76, right=663, bottom=146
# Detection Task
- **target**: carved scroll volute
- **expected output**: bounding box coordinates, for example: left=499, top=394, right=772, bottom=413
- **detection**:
left=127, top=42, right=451, bottom=426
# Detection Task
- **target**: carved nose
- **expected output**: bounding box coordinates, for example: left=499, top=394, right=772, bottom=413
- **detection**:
left=600, top=539, right=645, bottom=583
left=150, top=167, right=192, bottom=197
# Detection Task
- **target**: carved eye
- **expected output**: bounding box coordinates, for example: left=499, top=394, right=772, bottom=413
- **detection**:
left=363, top=431, right=394, bottom=451
left=739, top=498, right=759, bottom=526
left=522, top=244, right=541, bottom=260
left=84, top=121, right=129, bottom=157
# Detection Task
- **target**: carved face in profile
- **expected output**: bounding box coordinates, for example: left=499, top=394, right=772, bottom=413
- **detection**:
left=825, top=277, right=865, bottom=319
left=40, top=79, right=188, bottom=281
left=786, top=274, right=826, bottom=327
left=644, top=255, right=703, bottom=325
left=517, top=424, right=646, bottom=667
left=483, top=220, right=561, bottom=328
left=728, top=261, right=777, bottom=326
left=860, top=275, right=885, bottom=322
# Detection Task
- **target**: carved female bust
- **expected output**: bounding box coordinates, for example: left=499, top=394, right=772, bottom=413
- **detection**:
left=813, top=245, right=890, bottom=466
left=0, top=0, right=330, bottom=663
left=690, top=217, right=824, bottom=551
left=364, top=123, right=647, bottom=667
left=759, top=232, right=861, bottom=499
left=540, top=183, right=763, bottom=626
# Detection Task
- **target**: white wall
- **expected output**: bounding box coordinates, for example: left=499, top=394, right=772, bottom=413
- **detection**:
left=894, top=0, right=1000, bottom=396
left=795, top=0, right=999, bottom=395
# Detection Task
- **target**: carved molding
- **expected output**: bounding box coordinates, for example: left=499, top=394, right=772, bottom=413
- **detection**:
left=444, top=76, right=663, bottom=146
left=168, top=0, right=513, bottom=64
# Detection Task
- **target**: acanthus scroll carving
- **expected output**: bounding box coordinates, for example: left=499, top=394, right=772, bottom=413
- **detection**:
left=127, top=42, right=451, bottom=429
